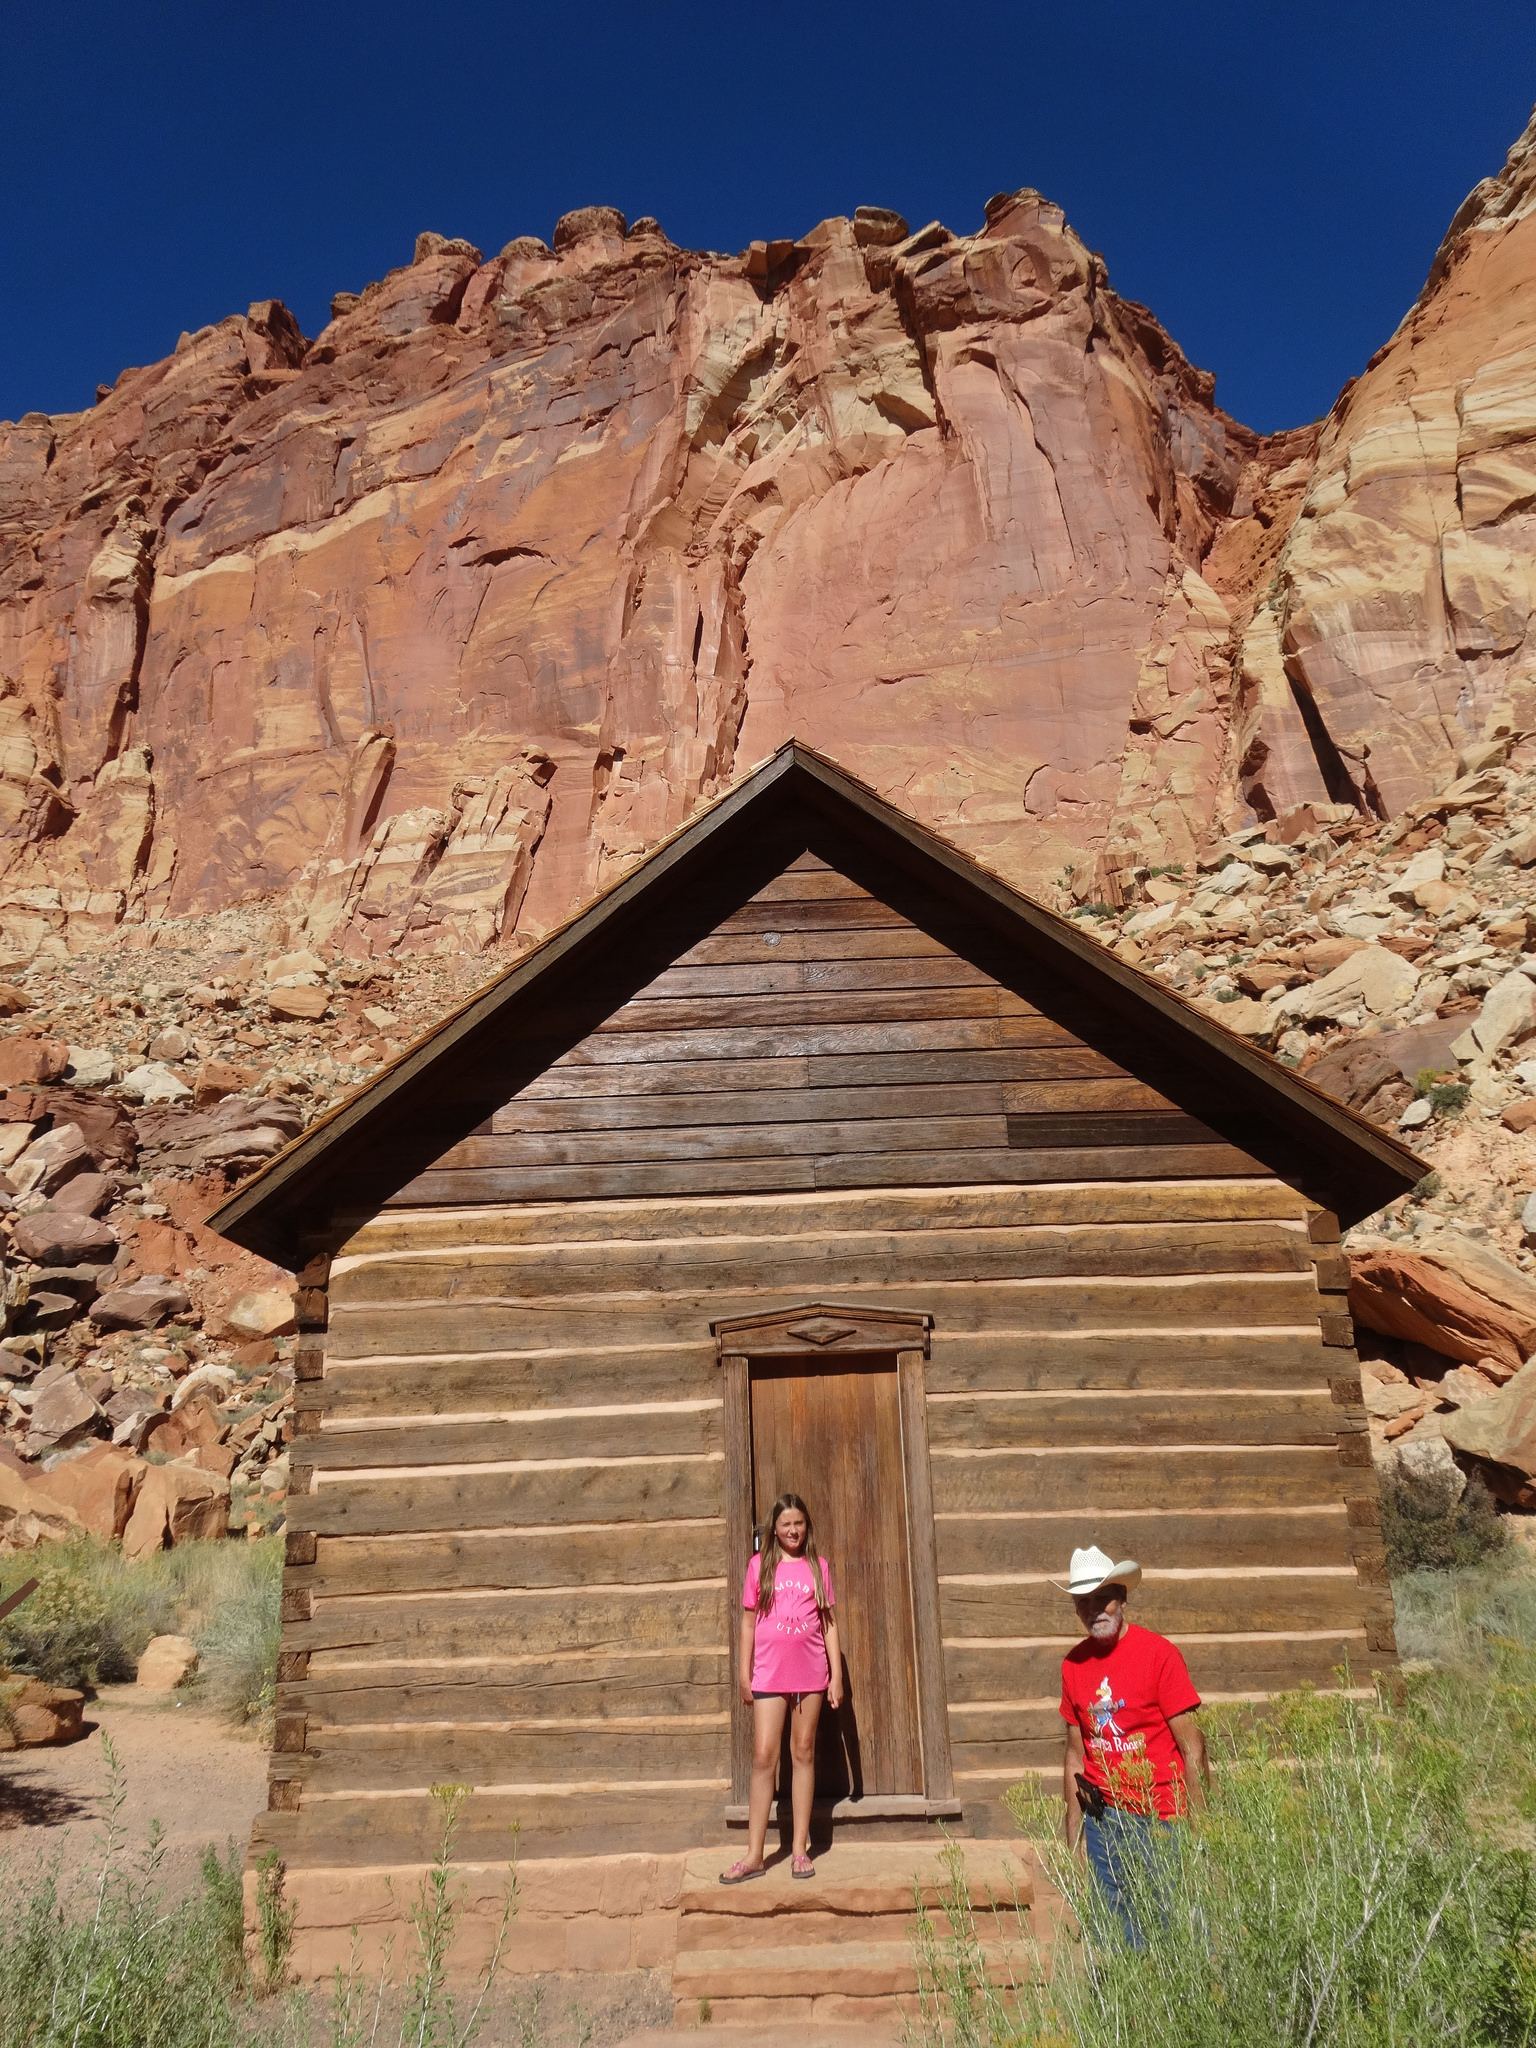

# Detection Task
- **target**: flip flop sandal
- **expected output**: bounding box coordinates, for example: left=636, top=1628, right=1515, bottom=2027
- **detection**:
left=791, top=1854, right=816, bottom=1880
left=719, top=1860, right=767, bottom=1886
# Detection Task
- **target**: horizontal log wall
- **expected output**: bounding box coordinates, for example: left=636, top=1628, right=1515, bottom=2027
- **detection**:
left=382, top=852, right=1270, bottom=1210
left=254, top=1176, right=1388, bottom=1873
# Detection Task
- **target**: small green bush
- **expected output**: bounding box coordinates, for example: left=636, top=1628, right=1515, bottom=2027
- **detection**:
left=0, top=1536, right=281, bottom=1720
left=1214, top=988, right=1242, bottom=1003
left=1429, top=1080, right=1472, bottom=1116
left=1379, top=1461, right=1508, bottom=1575
left=0, top=1572, right=137, bottom=1687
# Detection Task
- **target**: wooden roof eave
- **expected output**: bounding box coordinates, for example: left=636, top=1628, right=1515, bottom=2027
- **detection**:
left=206, top=740, right=1424, bottom=1267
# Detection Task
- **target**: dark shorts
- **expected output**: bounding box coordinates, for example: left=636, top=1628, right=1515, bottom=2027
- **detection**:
left=752, top=1689, right=826, bottom=1702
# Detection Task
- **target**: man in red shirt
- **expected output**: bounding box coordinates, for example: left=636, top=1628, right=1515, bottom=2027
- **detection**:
left=1056, top=1545, right=1207, bottom=1942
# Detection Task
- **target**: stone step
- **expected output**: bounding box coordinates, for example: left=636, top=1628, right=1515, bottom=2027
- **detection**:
left=679, top=1841, right=1035, bottom=1919
left=628, top=2024, right=902, bottom=2048
left=670, top=1991, right=916, bottom=2033
left=672, top=1932, right=1031, bottom=2002
left=676, top=1903, right=1015, bottom=1951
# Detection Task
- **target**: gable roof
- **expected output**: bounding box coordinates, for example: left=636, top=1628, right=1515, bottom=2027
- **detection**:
left=208, top=741, right=1422, bottom=1266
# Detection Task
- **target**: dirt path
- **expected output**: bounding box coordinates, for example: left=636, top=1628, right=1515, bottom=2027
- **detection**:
left=0, top=1685, right=268, bottom=1897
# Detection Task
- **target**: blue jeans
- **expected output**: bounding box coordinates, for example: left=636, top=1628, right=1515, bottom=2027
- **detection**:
left=1082, top=1809, right=1172, bottom=1949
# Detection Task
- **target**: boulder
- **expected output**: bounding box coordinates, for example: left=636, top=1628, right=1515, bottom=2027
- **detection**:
left=63, top=1047, right=115, bottom=1087
left=145, top=1027, right=193, bottom=1063
left=1305, top=1040, right=1400, bottom=1108
left=196, top=1126, right=286, bottom=1165
left=1364, top=1379, right=1425, bottom=1422
left=49, top=1171, right=114, bottom=1217
left=171, top=1363, right=237, bottom=1409
left=1468, top=970, right=1536, bottom=1058
left=0, top=1122, right=34, bottom=1168
left=119, top=1063, right=192, bottom=1105
left=193, top=1060, right=264, bottom=1106
left=105, top=1387, right=167, bottom=1438
left=1199, top=994, right=1276, bottom=1042
left=267, top=985, right=328, bottom=1023
left=1274, top=945, right=1420, bottom=1024
left=265, top=950, right=327, bottom=982
left=189, top=1443, right=239, bottom=1480
left=121, top=1466, right=231, bottom=1559
left=0, top=1677, right=85, bottom=1748
left=12, top=1209, right=116, bottom=1265
left=0, top=1037, right=69, bottom=1087
left=25, top=1372, right=104, bottom=1450
left=133, top=1634, right=199, bottom=1690
left=221, top=1289, right=297, bottom=1340
left=38, top=1090, right=136, bottom=1168
left=1396, top=1435, right=1467, bottom=1499
left=90, top=1277, right=192, bottom=1332
left=11, top=1122, right=92, bottom=1198
left=0, top=1464, right=82, bottom=1549
left=1444, top=1357, right=1536, bottom=1479
left=159, top=1392, right=225, bottom=1450
left=1349, top=1248, right=1536, bottom=1373
left=1439, top=1363, right=1503, bottom=1407
left=1417, top=1240, right=1536, bottom=1362
left=37, top=1443, right=145, bottom=1538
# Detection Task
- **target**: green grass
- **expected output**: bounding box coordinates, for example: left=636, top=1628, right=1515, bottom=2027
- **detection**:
left=0, top=1537, right=282, bottom=1729
left=911, top=1552, right=1536, bottom=2047
left=0, top=1751, right=522, bottom=2048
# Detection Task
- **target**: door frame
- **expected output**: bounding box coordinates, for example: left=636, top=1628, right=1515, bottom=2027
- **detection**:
left=712, top=1303, right=955, bottom=1816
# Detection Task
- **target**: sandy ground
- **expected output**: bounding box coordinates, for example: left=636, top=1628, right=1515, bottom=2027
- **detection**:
left=0, top=1684, right=268, bottom=1896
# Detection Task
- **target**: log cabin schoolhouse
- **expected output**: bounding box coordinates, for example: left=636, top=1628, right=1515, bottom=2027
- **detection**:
left=210, top=740, right=1422, bottom=1976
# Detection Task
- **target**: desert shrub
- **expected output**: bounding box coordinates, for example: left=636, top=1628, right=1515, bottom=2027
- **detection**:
left=911, top=1607, right=1536, bottom=2047
left=0, top=1567, right=144, bottom=1686
left=0, top=1536, right=281, bottom=1715
left=1393, top=1550, right=1536, bottom=1666
left=1380, top=1461, right=1509, bottom=1575
left=192, top=1539, right=283, bottom=1732
left=0, top=1738, right=263, bottom=2047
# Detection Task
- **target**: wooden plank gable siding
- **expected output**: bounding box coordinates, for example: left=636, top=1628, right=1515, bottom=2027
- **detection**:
left=383, top=853, right=1263, bottom=1211
left=256, top=1179, right=1389, bottom=1872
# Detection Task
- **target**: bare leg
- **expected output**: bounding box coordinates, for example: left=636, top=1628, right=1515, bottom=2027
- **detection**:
left=746, top=1694, right=788, bottom=1868
left=787, top=1690, right=824, bottom=1859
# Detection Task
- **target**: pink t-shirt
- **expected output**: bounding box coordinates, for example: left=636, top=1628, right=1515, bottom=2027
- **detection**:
left=743, top=1553, right=835, bottom=1693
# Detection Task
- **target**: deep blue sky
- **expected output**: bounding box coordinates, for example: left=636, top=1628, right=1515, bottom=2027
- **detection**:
left=5, top=3, right=1535, bottom=433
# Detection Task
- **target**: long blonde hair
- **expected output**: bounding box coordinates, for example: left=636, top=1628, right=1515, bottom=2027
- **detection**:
left=756, top=1492, right=830, bottom=1616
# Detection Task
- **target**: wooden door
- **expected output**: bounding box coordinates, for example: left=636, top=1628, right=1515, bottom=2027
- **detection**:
left=748, top=1357, right=924, bottom=1799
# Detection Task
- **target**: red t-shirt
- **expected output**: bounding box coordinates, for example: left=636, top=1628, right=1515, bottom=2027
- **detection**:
left=1059, top=1623, right=1201, bottom=1819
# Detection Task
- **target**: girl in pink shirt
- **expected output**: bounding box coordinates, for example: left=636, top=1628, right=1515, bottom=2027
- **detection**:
left=720, top=1491, right=842, bottom=1883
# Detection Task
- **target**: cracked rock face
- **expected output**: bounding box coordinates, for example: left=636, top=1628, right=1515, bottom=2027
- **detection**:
left=0, top=190, right=1283, bottom=964
left=8, top=120, right=1536, bottom=967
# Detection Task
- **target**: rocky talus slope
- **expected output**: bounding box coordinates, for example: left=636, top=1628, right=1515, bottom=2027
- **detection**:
left=6, top=115, right=1536, bottom=1557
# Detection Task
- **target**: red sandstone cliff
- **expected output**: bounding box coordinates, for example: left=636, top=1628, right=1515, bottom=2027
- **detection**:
left=2, top=111, right=1535, bottom=969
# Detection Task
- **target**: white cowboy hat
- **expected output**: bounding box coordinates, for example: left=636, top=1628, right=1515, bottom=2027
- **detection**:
left=1050, top=1545, right=1143, bottom=1597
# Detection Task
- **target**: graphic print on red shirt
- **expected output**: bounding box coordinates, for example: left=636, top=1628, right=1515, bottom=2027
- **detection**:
left=743, top=1552, right=835, bottom=1693
left=1059, top=1622, right=1202, bottom=1819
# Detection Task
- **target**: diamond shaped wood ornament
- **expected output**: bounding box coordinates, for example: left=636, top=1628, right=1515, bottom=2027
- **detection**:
left=786, top=1317, right=860, bottom=1346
